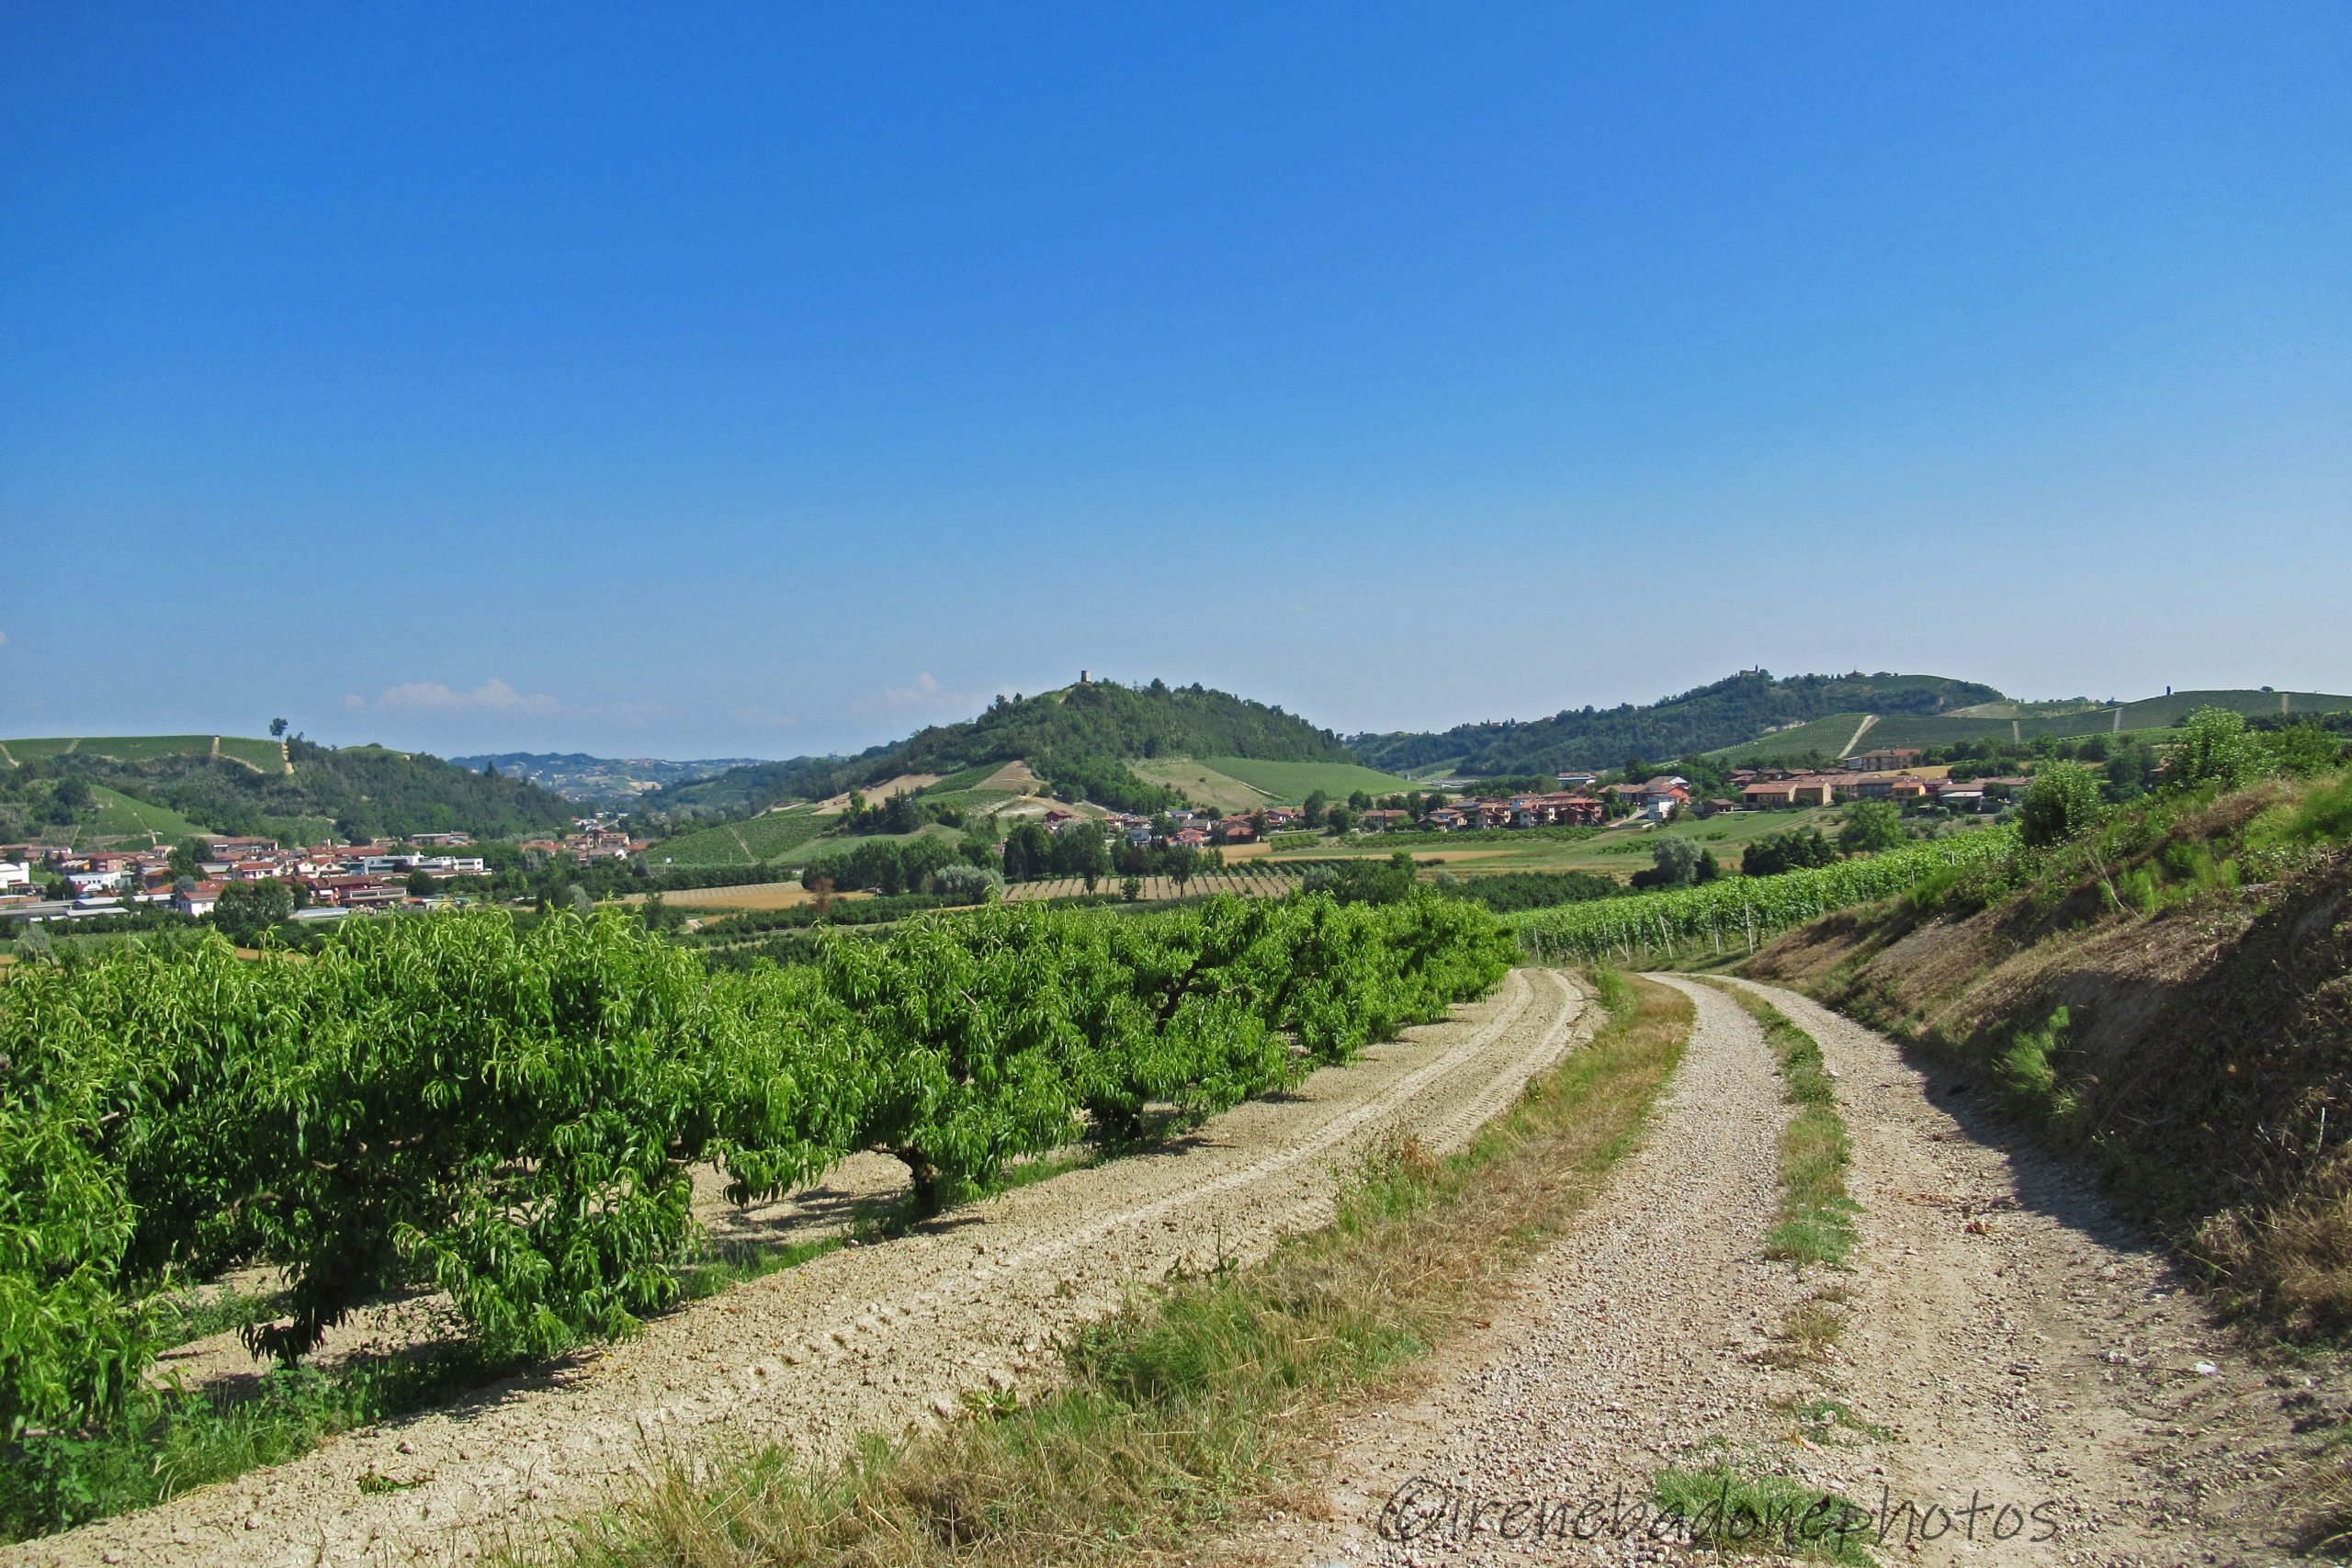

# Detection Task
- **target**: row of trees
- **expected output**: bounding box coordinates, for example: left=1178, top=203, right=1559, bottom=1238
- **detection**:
left=0, top=895, right=1514, bottom=1445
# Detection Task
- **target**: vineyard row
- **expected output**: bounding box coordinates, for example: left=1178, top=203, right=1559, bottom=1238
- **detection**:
left=1510, top=825, right=2021, bottom=963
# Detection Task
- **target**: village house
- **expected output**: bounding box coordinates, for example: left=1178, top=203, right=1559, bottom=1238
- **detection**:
left=1509, top=793, right=1604, bottom=828
left=1931, top=780, right=1988, bottom=811
left=204, top=837, right=280, bottom=861
left=1849, top=748, right=1925, bottom=773
left=172, top=880, right=225, bottom=918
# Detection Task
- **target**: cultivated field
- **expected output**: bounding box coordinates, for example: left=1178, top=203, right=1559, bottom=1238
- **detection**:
left=623, top=880, right=831, bottom=913
left=813, top=773, right=942, bottom=811
left=0, top=733, right=286, bottom=772
left=79, top=785, right=209, bottom=849
left=1193, top=755, right=1412, bottom=802
left=1127, top=757, right=1275, bottom=812
left=1256, top=807, right=1848, bottom=880
left=651, top=805, right=837, bottom=868
left=1001, top=863, right=1304, bottom=902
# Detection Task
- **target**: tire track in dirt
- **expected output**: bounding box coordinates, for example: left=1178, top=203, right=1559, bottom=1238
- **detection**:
left=1715, top=977, right=2311, bottom=1566
left=1228, top=974, right=1796, bottom=1567
left=13, top=970, right=1591, bottom=1568
left=1230, top=976, right=2320, bottom=1566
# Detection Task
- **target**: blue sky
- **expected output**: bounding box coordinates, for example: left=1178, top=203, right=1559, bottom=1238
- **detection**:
left=5, top=4, right=2347, bottom=759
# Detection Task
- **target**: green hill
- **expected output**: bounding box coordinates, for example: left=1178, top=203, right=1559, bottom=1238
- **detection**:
left=0, top=734, right=577, bottom=844
left=1712, top=687, right=2352, bottom=764
left=1348, top=671, right=2003, bottom=776
left=647, top=678, right=1353, bottom=818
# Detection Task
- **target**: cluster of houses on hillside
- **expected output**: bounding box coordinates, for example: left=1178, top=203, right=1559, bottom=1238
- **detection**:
left=1732, top=753, right=2024, bottom=814
left=0, top=831, right=492, bottom=924
left=519, top=820, right=651, bottom=863
left=1079, top=749, right=2023, bottom=852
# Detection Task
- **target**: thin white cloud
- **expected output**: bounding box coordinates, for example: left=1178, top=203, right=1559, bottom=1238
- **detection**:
left=855, top=672, right=983, bottom=716
left=0, top=630, right=10, bottom=645
left=346, top=678, right=668, bottom=728
left=370, top=678, right=561, bottom=715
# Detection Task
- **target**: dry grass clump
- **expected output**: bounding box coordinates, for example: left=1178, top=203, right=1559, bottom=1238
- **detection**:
left=511, top=972, right=1694, bottom=1568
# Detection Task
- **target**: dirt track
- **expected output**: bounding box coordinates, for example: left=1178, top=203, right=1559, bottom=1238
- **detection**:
left=11, top=968, right=1592, bottom=1568
left=1229, top=976, right=2318, bottom=1566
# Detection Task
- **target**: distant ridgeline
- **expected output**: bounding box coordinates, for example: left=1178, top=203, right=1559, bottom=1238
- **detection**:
left=1348, top=671, right=2004, bottom=775
left=645, top=678, right=1353, bottom=818
left=448, top=751, right=771, bottom=806
left=0, top=734, right=576, bottom=842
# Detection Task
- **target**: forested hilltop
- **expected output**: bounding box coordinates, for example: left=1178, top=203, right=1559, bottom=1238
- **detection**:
left=647, top=679, right=1351, bottom=818
left=4, top=737, right=576, bottom=842
left=1349, top=671, right=2004, bottom=775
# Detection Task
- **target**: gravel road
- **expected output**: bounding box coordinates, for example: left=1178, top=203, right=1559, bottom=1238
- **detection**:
left=1232, top=976, right=2318, bottom=1567
left=11, top=967, right=1592, bottom=1568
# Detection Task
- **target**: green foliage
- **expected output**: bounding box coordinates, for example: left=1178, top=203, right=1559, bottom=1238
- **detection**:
left=2262, top=721, right=2346, bottom=779
left=1441, top=870, right=1621, bottom=914
left=1999, top=1008, right=2072, bottom=1102
left=2168, top=706, right=2275, bottom=795
left=1648, top=1461, right=1874, bottom=1564
left=2269, top=773, right=2352, bottom=849
left=1299, top=850, right=1419, bottom=906
left=2019, top=762, right=2106, bottom=847
left=1742, top=827, right=1839, bottom=878
left=1835, top=799, right=1906, bottom=853
left=927, top=863, right=1002, bottom=903
left=804, top=833, right=962, bottom=897
left=1630, top=836, right=1720, bottom=890
left=0, top=896, right=1511, bottom=1443
left=208, top=879, right=296, bottom=944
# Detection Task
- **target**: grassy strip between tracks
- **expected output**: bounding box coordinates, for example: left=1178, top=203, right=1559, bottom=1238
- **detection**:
left=1716, top=984, right=1859, bottom=1272
left=506, top=969, right=1692, bottom=1568
left=1650, top=982, right=1870, bottom=1564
